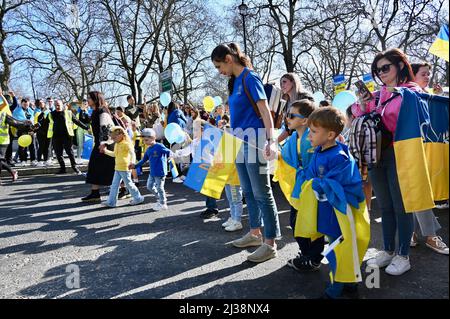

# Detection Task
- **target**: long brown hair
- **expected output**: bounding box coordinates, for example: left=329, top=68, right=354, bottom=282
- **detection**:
left=211, top=43, right=253, bottom=95
left=371, top=48, right=414, bottom=85
left=88, top=91, right=110, bottom=114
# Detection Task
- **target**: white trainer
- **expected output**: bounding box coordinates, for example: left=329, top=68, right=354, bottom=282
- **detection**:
left=222, top=217, right=233, bottom=228
left=366, top=251, right=395, bottom=268
left=172, top=177, right=184, bottom=184
left=225, top=220, right=243, bottom=232
left=31, top=160, right=38, bottom=167
left=385, top=255, right=411, bottom=276
left=153, top=202, right=168, bottom=211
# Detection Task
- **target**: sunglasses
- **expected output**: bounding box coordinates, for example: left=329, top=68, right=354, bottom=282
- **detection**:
left=376, top=63, right=393, bottom=75
left=287, top=113, right=305, bottom=120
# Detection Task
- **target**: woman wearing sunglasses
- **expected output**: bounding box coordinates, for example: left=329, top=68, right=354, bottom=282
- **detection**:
left=352, top=48, right=422, bottom=276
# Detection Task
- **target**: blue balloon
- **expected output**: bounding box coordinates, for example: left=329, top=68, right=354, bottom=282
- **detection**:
left=312, top=92, right=326, bottom=103
left=164, top=123, right=183, bottom=144
left=175, top=133, right=185, bottom=144
left=213, top=96, right=223, bottom=107
left=160, top=92, right=172, bottom=107
left=332, top=90, right=358, bottom=112
left=82, top=134, right=93, bottom=160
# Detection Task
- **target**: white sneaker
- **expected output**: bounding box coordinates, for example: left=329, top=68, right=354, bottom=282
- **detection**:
left=222, top=217, right=233, bottom=228
left=435, top=202, right=449, bottom=209
left=129, top=197, right=145, bottom=206
left=36, top=161, right=45, bottom=167
left=16, top=161, right=28, bottom=167
left=225, top=220, right=243, bottom=232
left=31, top=160, right=38, bottom=167
left=153, top=202, right=168, bottom=211
left=385, top=255, right=411, bottom=276
left=180, top=175, right=186, bottom=181
left=45, top=160, right=53, bottom=166
left=366, top=251, right=395, bottom=268
left=172, top=177, right=184, bottom=184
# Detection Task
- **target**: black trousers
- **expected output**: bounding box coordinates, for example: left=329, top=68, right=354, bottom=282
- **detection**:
left=18, top=132, right=36, bottom=162
left=53, top=135, right=77, bottom=171
left=36, top=134, right=51, bottom=162
left=290, top=205, right=325, bottom=264
left=0, top=145, right=14, bottom=176
left=5, top=129, right=14, bottom=163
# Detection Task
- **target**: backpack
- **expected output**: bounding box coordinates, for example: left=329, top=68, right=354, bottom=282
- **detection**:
left=242, top=70, right=286, bottom=129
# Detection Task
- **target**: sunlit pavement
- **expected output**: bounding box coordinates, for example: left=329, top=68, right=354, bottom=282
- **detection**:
left=0, top=174, right=448, bottom=299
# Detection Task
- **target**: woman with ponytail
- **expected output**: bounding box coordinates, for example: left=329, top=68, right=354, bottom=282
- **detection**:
left=211, top=43, right=280, bottom=263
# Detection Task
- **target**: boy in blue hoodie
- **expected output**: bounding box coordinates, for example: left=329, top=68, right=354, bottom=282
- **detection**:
left=130, top=128, right=173, bottom=211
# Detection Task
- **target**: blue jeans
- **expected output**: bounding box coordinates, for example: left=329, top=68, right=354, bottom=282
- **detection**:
left=147, top=175, right=166, bottom=205
left=107, top=170, right=143, bottom=207
left=235, top=143, right=280, bottom=239
left=205, top=196, right=218, bottom=210
left=225, top=184, right=243, bottom=222
left=369, top=146, right=413, bottom=256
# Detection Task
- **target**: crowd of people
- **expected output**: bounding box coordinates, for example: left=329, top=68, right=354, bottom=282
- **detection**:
left=0, top=42, right=448, bottom=299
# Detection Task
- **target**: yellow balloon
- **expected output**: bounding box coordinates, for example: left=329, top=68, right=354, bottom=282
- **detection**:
left=203, top=96, right=215, bottom=112
left=18, top=134, right=32, bottom=148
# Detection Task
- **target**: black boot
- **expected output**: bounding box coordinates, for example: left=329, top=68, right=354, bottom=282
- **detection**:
left=81, top=190, right=101, bottom=202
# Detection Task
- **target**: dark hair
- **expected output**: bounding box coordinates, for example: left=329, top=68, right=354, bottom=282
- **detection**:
left=167, top=101, right=178, bottom=115
left=126, top=95, right=133, bottom=101
left=116, top=106, right=124, bottom=112
left=346, top=106, right=354, bottom=119
left=88, top=91, right=110, bottom=114
left=21, top=98, right=30, bottom=103
left=308, top=107, right=346, bottom=136
left=371, top=48, right=414, bottom=85
left=411, top=62, right=432, bottom=76
left=319, top=100, right=331, bottom=107
left=222, top=114, right=230, bottom=123
left=190, top=107, right=199, bottom=120
left=290, top=99, right=317, bottom=118
left=34, top=99, right=43, bottom=107
left=211, top=43, right=253, bottom=95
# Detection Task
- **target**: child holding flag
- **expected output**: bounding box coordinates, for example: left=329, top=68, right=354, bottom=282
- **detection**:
left=296, top=107, right=370, bottom=299
left=275, top=99, right=323, bottom=271
left=130, top=128, right=173, bottom=211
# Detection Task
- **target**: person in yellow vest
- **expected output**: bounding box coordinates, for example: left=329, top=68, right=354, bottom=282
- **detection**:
left=47, top=100, right=89, bottom=174
left=0, top=91, right=34, bottom=183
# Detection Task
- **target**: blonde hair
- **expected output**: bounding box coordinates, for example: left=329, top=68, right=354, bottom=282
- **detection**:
left=111, top=126, right=132, bottom=145
left=280, top=73, right=304, bottom=102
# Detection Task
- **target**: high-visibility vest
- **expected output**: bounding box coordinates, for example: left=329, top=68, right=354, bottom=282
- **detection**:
left=0, top=108, right=10, bottom=145
left=47, top=110, right=74, bottom=138
left=73, top=113, right=79, bottom=130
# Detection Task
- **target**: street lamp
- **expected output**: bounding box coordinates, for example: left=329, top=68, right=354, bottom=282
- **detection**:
left=238, top=0, right=249, bottom=55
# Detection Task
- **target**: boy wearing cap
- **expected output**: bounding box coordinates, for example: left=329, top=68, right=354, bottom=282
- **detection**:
left=130, top=128, right=173, bottom=211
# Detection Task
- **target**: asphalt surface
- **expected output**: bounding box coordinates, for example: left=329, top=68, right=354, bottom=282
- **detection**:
left=0, top=173, right=448, bottom=299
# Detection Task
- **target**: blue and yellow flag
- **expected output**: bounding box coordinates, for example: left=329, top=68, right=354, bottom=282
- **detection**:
left=429, top=25, right=449, bottom=62
left=294, top=143, right=370, bottom=283
left=394, top=89, right=449, bottom=212
left=274, top=130, right=314, bottom=207
left=184, top=124, right=242, bottom=199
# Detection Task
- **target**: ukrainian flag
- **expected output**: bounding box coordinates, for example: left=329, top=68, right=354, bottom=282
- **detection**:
left=394, top=89, right=449, bottom=212
left=429, top=25, right=449, bottom=62
left=294, top=143, right=370, bottom=283
left=184, top=124, right=242, bottom=199
left=274, top=130, right=314, bottom=207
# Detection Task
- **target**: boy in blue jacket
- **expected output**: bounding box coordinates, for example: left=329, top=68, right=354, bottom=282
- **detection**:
left=130, top=128, right=173, bottom=211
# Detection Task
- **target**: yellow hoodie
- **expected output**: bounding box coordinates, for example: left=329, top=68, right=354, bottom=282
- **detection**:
left=104, top=139, right=136, bottom=171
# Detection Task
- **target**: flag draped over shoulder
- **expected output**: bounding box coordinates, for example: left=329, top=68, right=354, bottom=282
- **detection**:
left=274, top=130, right=314, bottom=207
left=429, top=25, right=449, bottom=62
left=183, top=124, right=242, bottom=199
left=294, top=143, right=370, bottom=283
left=394, top=89, right=449, bottom=212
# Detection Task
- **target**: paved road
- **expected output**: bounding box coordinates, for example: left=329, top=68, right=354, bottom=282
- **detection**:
left=0, top=173, right=448, bottom=299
